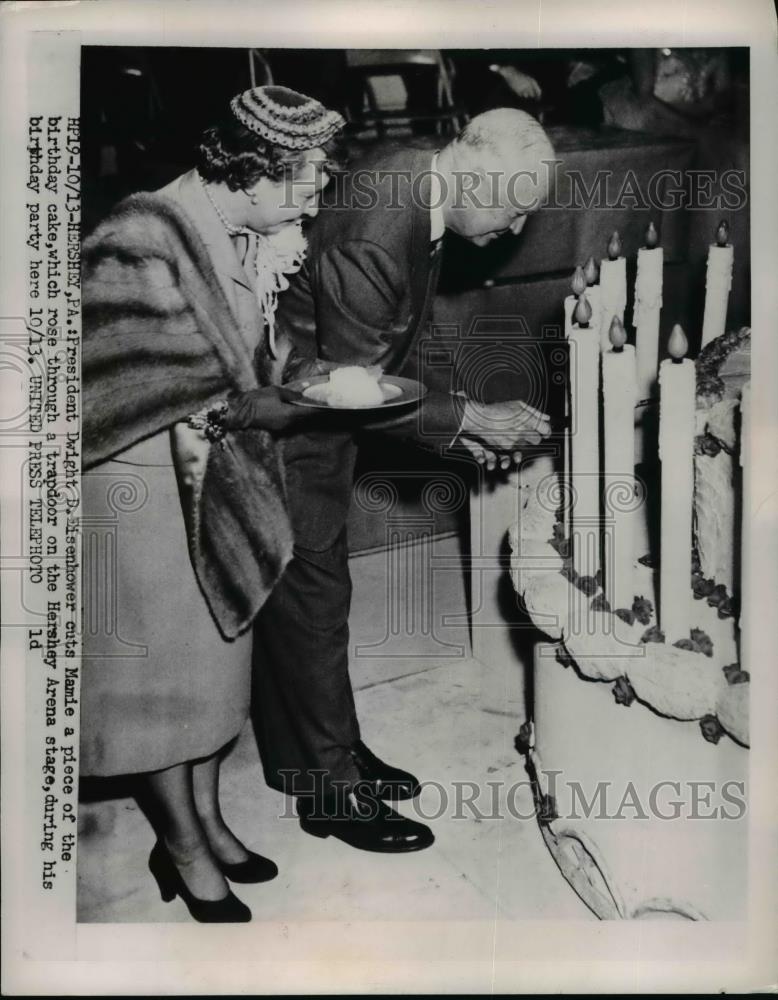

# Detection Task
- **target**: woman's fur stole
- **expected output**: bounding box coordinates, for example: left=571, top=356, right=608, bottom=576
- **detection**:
left=82, top=193, right=293, bottom=638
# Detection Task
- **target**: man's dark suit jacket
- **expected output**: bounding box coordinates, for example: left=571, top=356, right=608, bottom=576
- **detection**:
left=276, top=146, right=465, bottom=551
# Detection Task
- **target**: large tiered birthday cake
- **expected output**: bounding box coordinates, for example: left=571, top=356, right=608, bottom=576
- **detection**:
left=509, top=232, right=749, bottom=921
left=512, top=328, right=750, bottom=744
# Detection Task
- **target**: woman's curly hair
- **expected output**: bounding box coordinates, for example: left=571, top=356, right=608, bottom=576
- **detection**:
left=197, top=119, right=346, bottom=191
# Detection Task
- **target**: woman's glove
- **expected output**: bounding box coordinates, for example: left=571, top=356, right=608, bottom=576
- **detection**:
left=222, top=386, right=311, bottom=433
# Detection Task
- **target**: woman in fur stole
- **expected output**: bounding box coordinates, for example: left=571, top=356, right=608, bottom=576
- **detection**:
left=80, top=86, right=344, bottom=922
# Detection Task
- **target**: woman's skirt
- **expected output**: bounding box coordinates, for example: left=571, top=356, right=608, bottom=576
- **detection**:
left=80, top=428, right=252, bottom=776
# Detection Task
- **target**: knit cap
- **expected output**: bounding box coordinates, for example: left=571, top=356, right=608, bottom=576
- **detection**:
left=230, top=85, right=345, bottom=149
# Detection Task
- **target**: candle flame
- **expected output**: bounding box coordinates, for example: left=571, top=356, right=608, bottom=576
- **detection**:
left=583, top=256, right=599, bottom=285
left=667, top=324, right=688, bottom=360
left=716, top=219, right=730, bottom=247
left=571, top=265, right=586, bottom=297
left=607, top=231, right=622, bottom=260
left=608, top=315, right=626, bottom=349
left=574, top=293, right=592, bottom=327
left=645, top=221, right=659, bottom=249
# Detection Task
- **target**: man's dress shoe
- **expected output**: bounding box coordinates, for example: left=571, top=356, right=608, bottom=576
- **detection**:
left=348, top=740, right=421, bottom=801
left=298, top=789, right=434, bottom=853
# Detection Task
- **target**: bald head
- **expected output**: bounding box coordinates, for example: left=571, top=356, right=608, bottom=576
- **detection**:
left=454, top=107, right=553, bottom=162
left=438, top=108, right=555, bottom=246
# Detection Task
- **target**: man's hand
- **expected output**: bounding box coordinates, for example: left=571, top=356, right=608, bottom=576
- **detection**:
left=223, top=386, right=312, bottom=434
left=490, top=65, right=543, bottom=101
left=459, top=398, right=552, bottom=460
left=458, top=436, right=518, bottom=471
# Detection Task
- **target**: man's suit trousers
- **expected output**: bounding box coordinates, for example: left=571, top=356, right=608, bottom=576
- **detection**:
left=251, top=528, right=363, bottom=797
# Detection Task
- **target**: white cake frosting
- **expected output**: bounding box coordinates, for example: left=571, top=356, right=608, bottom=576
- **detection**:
left=693, top=327, right=750, bottom=598
left=326, top=366, right=385, bottom=406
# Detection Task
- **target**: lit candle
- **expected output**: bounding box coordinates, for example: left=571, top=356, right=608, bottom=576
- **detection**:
left=565, top=265, right=586, bottom=339
left=633, top=221, right=663, bottom=401
left=700, top=220, right=733, bottom=349
left=600, top=231, right=627, bottom=352
left=739, top=383, right=751, bottom=674
left=583, top=255, right=601, bottom=335
left=602, top=316, right=637, bottom=611
left=563, top=268, right=587, bottom=537
left=658, top=324, right=695, bottom=641
left=569, top=292, right=600, bottom=580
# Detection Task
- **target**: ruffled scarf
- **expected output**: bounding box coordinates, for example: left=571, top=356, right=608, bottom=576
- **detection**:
left=243, top=221, right=307, bottom=356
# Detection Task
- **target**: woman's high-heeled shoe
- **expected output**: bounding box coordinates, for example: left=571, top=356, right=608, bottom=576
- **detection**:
left=148, top=840, right=251, bottom=923
left=215, top=850, right=278, bottom=884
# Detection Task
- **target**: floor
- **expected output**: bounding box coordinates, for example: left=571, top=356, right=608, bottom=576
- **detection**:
left=77, top=533, right=592, bottom=924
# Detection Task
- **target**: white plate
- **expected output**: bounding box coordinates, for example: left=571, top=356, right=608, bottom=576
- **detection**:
left=282, top=374, right=428, bottom=411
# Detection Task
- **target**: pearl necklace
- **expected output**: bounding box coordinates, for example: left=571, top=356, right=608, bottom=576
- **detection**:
left=196, top=170, right=251, bottom=236
left=194, top=170, right=307, bottom=360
